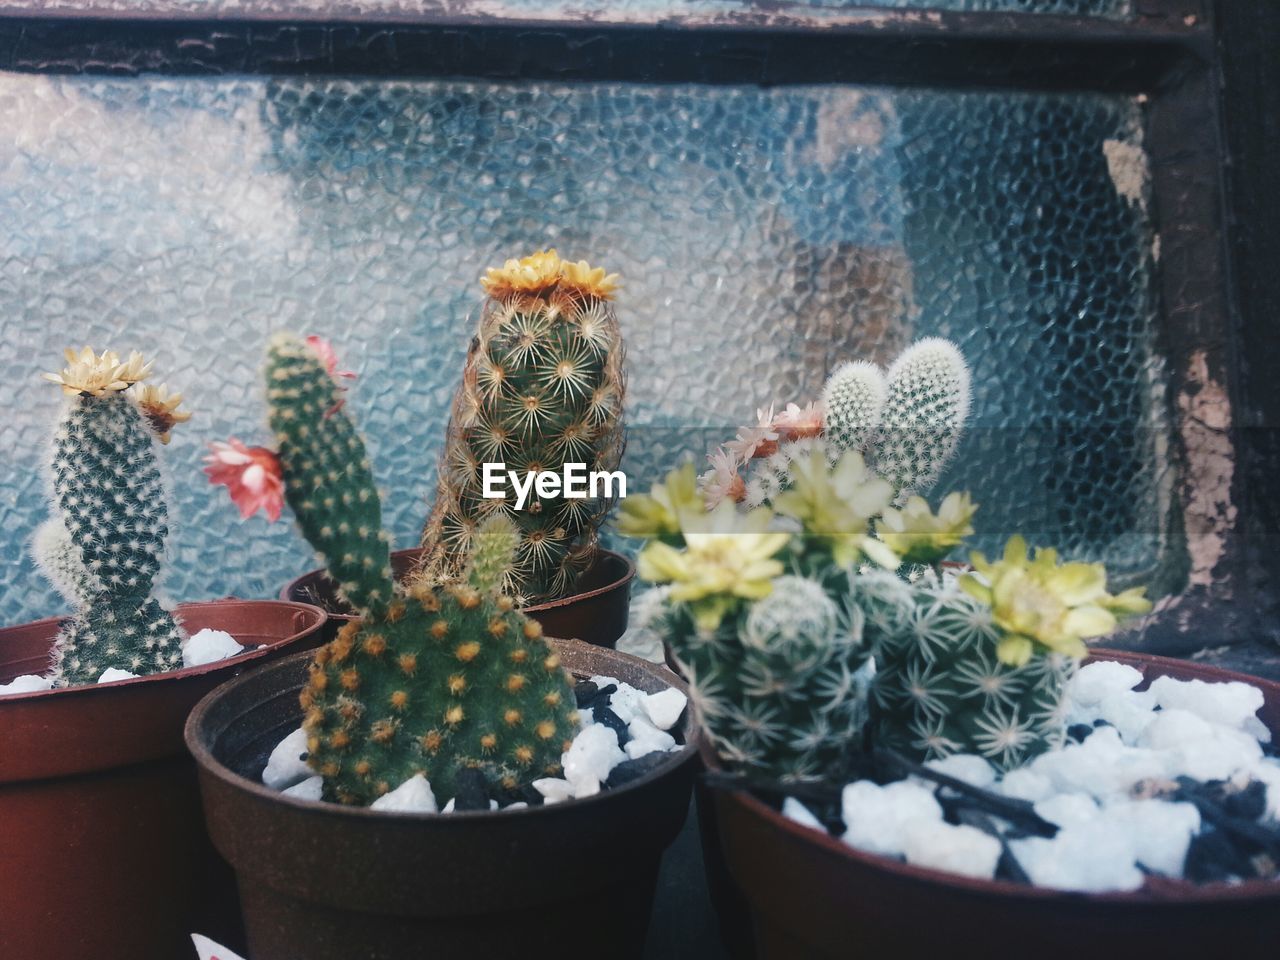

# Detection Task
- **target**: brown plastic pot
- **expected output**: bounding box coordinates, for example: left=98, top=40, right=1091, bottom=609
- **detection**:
left=185, top=638, right=698, bottom=960
left=0, top=599, right=327, bottom=960
left=282, top=546, right=636, bottom=648
left=705, top=649, right=1280, bottom=960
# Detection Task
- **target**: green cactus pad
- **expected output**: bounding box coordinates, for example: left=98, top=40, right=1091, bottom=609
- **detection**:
left=301, top=580, right=578, bottom=805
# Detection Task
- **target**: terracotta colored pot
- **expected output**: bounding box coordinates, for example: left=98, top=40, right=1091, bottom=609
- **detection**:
left=704, top=649, right=1280, bottom=960
left=281, top=546, right=636, bottom=648
left=0, top=599, right=327, bottom=960
left=185, top=639, right=698, bottom=960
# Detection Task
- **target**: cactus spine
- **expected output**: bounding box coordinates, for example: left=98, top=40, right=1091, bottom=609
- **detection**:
left=857, top=571, right=1073, bottom=770
left=418, top=250, right=625, bottom=605
left=263, top=334, right=579, bottom=805
left=38, top=348, right=188, bottom=685
left=666, top=574, right=873, bottom=783
left=823, top=338, right=970, bottom=499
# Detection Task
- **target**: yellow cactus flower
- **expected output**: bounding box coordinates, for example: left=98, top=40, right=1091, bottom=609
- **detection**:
left=134, top=383, right=191, bottom=444
left=480, top=249, right=566, bottom=297
left=617, top=462, right=703, bottom=540
left=959, top=535, right=1152, bottom=666
left=42, top=347, right=152, bottom=397
left=559, top=258, right=620, bottom=301
left=772, top=448, right=898, bottom=570
left=638, top=503, right=788, bottom=631
left=877, top=491, right=977, bottom=565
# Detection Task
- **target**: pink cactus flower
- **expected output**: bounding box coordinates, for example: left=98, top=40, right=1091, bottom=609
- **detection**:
left=700, top=446, right=747, bottom=509
left=305, top=335, right=357, bottom=417
left=725, top=405, right=780, bottom=461
left=204, top=439, right=285, bottom=522
left=773, top=401, right=825, bottom=441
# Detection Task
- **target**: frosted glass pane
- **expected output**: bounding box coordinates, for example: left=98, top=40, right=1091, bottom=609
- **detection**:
left=0, top=77, right=1168, bottom=626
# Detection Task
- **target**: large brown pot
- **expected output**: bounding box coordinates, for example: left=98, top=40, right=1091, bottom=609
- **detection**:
left=705, top=650, right=1280, bottom=959
left=281, top=546, right=636, bottom=648
left=0, top=599, right=328, bottom=960
left=185, top=639, right=697, bottom=960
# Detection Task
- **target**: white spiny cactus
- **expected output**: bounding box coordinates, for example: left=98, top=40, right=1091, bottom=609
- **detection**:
left=823, top=359, right=888, bottom=454
left=821, top=338, right=971, bottom=500
left=33, top=517, right=101, bottom=605
left=874, top=338, right=970, bottom=498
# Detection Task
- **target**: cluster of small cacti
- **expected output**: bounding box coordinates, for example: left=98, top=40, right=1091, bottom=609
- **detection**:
left=416, top=249, right=626, bottom=605
left=215, top=333, right=579, bottom=804
left=629, top=332, right=1152, bottom=780
left=36, top=348, right=191, bottom=685
left=697, top=338, right=970, bottom=514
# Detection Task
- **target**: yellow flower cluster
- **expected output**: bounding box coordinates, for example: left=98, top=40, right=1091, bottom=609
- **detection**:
left=876, top=491, right=977, bottom=566
left=480, top=249, right=619, bottom=301
left=616, top=462, right=703, bottom=541
left=960, top=535, right=1152, bottom=666
left=638, top=502, right=788, bottom=631
left=42, top=347, right=153, bottom=397
left=772, top=449, right=898, bottom=570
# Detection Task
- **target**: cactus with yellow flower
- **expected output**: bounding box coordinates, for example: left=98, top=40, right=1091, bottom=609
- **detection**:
left=209, top=333, right=578, bottom=804
left=36, top=347, right=192, bottom=685
left=414, top=249, right=626, bottom=605
left=859, top=535, right=1151, bottom=769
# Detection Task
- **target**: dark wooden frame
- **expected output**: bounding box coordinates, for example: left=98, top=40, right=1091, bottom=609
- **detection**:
left=0, top=0, right=1273, bottom=670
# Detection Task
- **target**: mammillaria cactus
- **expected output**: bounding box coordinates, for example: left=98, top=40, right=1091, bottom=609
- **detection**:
left=416, top=249, right=626, bottom=605
left=861, top=537, right=1151, bottom=769
left=36, top=347, right=191, bottom=685
left=824, top=337, right=971, bottom=499
left=631, top=454, right=896, bottom=782
left=824, top=337, right=962, bottom=499
left=209, top=333, right=578, bottom=804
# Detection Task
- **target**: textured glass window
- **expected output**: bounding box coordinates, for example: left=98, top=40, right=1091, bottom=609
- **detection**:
left=0, top=77, right=1169, bottom=625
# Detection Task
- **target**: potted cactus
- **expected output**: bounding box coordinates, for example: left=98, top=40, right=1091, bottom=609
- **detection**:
left=282, top=250, right=635, bottom=646
left=190, top=332, right=697, bottom=959
left=0, top=347, right=327, bottom=960
left=625, top=339, right=1280, bottom=958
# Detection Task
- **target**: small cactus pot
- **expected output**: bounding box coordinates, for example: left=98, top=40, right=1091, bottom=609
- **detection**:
left=184, top=638, right=698, bottom=960
left=0, top=599, right=328, bottom=960
left=701, top=651, right=1280, bottom=960
left=281, top=546, right=636, bottom=648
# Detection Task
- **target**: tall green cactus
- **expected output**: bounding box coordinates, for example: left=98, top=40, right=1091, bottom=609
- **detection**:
left=417, top=250, right=625, bottom=605
left=266, top=334, right=392, bottom=617
left=38, top=348, right=189, bottom=685
left=823, top=338, right=971, bottom=499
left=257, top=334, right=579, bottom=805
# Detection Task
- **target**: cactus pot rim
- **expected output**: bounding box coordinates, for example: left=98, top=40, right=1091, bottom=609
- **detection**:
left=186, top=637, right=695, bottom=823
left=707, top=648, right=1280, bottom=908
left=0, top=598, right=328, bottom=706
left=280, top=546, right=636, bottom=621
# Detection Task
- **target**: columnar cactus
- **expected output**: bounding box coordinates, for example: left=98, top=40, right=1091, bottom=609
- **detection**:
left=417, top=250, right=626, bottom=605
left=823, top=338, right=971, bottom=498
left=37, top=348, right=191, bottom=685
left=226, top=333, right=579, bottom=805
